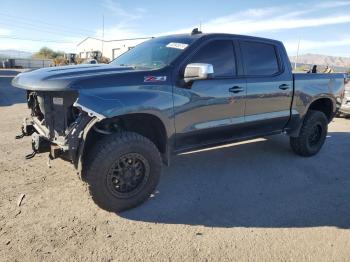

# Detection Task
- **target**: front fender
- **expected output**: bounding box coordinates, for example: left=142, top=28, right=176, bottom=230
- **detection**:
left=73, top=85, right=175, bottom=138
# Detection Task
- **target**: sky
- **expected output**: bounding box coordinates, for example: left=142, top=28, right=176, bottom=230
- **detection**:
left=0, top=0, right=350, bottom=57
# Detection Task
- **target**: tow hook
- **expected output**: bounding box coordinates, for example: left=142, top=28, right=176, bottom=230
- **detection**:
left=24, top=133, right=50, bottom=160
left=25, top=151, right=36, bottom=160
left=15, top=118, right=35, bottom=139
left=15, top=125, right=27, bottom=139
left=15, top=133, right=25, bottom=139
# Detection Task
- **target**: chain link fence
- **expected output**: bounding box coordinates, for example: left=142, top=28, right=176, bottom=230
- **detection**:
left=0, top=58, right=53, bottom=69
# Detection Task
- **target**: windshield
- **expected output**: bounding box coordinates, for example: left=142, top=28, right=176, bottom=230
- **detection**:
left=111, top=37, right=195, bottom=70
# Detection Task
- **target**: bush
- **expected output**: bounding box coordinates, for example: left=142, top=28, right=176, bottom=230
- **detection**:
left=33, top=47, right=65, bottom=59
left=53, top=56, right=68, bottom=66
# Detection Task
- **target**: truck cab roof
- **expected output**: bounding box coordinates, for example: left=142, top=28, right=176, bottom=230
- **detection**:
left=160, top=32, right=282, bottom=45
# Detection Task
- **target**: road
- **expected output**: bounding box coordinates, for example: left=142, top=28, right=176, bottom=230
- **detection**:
left=1, top=69, right=350, bottom=261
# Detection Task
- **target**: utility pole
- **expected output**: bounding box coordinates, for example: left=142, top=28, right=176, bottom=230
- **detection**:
left=102, top=15, right=105, bottom=57
left=295, top=38, right=301, bottom=71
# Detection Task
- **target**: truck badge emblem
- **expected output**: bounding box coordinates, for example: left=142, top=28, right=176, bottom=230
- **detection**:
left=144, top=76, right=167, bottom=82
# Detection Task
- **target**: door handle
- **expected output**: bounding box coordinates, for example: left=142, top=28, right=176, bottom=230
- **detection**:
left=279, top=84, right=290, bottom=90
left=229, top=86, right=244, bottom=93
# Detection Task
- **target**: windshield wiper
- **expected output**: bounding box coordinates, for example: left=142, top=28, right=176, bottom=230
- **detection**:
left=117, top=64, right=153, bottom=70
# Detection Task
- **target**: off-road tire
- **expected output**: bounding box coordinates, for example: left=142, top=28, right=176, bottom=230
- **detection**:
left=290, top=110, right=328, bottom=157
left=85, top=131, right=162, bottom=212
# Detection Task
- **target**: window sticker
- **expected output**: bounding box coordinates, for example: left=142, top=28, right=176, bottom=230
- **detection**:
left=166, top=42, right=189, bottom=50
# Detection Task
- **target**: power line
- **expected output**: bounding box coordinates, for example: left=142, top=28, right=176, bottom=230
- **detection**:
left=0, top=36, right=74, bottom=43
left=0, top=12, right=95, bottom=35
left=0, top=19, right=86, bottom=37
left=0, top=19, right=88, bottom=38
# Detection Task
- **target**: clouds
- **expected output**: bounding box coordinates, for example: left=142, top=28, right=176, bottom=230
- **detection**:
left=0, top=27, right=10, bottom=36
left=99, top=0, right=146, bottom=39
left=159, top=1, right=350, bottom=56
left=102, top=0, right=145, bottom=21
left=165, top=1, right=350, bottom=35
left=317, top=0, right=350, bottom=8
left=1, top=0, right=350, bottom=56
left=97, top=0, right=350, bottom=43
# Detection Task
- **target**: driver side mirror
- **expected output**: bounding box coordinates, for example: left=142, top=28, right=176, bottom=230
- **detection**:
left=184, top=63, right=214, bottom=83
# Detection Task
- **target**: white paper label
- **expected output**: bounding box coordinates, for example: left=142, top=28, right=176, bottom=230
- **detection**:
left=166, top=42, right=188, bottom=50
left=53, top=97, right=63, bottom=105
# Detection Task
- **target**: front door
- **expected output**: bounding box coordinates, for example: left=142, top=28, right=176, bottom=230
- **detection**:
left=173, top=39, right=246, bottom=151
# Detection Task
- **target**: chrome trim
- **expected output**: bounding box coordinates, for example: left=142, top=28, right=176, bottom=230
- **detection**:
left=73, top=102, right=106, bottom=120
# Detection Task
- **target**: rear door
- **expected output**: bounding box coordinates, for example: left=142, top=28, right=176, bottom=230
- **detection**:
left=239, top=40, right=293, bottom=133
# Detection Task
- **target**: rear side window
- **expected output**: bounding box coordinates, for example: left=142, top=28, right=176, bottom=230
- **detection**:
left=189, top=40, right=236, bottom=77
left=241, top=41, right=280, bottom=76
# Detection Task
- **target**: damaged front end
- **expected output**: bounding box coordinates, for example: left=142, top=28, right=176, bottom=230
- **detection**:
left=17, top=90, right=98, bottom=169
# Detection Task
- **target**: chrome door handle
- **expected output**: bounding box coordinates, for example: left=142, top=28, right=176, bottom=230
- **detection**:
left=279, top=84, right=290, bottom=90
left=229, top=86, right=244, bottom=93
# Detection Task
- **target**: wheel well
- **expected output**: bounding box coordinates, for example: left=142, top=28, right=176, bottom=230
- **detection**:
left=82, top=113, right=168, bottom=168
left=308, top=98, right=333, bottom=121
left=116, top=113, right=167, bottom=154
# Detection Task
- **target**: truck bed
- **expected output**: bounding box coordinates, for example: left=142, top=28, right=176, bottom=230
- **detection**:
left=292, top=72, right=345, bottom=120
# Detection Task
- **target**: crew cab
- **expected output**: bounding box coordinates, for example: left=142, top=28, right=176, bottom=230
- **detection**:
left=12, top=30, right=346, bottom=211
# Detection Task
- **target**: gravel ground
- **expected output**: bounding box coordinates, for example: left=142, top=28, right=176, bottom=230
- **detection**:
left=1, top=69, right=350, bottom=261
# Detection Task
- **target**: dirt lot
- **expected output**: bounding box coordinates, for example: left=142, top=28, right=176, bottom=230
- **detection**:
left=1, top=69, right=350, bottom=261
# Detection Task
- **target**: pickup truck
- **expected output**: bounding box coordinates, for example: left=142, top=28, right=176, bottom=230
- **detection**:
left=12, top=29, right=346, bottom=211
left=339, top=74, right=350, bottom=116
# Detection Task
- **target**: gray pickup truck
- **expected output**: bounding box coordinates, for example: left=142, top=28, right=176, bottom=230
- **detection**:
left=339, top=74, right=350, bottom=116
left=13, top=30, right=346, bottom=211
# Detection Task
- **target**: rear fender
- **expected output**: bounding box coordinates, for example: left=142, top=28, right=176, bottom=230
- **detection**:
left=287, top=96, right=336, bottom=137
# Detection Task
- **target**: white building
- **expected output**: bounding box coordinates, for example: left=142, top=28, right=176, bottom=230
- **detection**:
left=77, top=37, right=153, bottom=60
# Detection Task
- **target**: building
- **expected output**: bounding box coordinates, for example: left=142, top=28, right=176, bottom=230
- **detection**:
left=77, top=37, right=153, bottom=61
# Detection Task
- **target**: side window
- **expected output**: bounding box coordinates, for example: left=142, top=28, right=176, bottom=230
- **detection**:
left=241, top=41, right=280, bottom=76
left=189, top=40, right=236, bottom=77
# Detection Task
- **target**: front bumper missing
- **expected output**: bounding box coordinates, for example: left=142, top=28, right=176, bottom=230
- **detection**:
left=16, top=113, right=93, bottom=164
left=16, top=118, right=62, bottom=160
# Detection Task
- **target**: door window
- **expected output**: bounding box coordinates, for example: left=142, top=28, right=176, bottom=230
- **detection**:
left=189, top=40, right=236, bottom=77
left=241, top=41, right=280, bottom=76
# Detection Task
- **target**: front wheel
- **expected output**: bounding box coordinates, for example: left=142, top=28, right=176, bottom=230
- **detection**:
left=290, top=110, right=328, bottom=157
left=85, top=132, right=162, bottom=212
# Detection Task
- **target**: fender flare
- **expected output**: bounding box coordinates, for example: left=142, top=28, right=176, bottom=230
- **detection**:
left=287, top=96, right=336, bottom=137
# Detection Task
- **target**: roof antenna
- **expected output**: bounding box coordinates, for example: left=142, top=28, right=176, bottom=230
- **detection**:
left=191, top=28, right=202, bottom=35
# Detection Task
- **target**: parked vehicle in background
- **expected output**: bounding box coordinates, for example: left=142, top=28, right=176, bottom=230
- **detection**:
left=83, top=59, right=98, bottom=64
left=339, top=74, right=350, bottom=116
left=12, top=29, right=346, bottom=211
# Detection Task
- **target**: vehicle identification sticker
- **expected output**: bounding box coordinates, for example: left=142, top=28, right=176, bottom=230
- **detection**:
left=166, top=42, right=188, bottom=50
left=144, top=76, right=167, bottom=82
left=53, top=97, right=63, bottom=105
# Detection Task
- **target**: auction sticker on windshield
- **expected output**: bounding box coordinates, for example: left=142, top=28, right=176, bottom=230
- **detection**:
left=166, top=42, right=188, bottom=50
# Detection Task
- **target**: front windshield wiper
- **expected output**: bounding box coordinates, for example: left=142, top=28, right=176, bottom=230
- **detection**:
left=116, top=63, right=157, bottom=70
left=117, top=64, right=133, bottom=67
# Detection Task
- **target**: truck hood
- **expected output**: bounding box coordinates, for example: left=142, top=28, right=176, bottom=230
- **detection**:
left=11, top=64, right=138, bottom=91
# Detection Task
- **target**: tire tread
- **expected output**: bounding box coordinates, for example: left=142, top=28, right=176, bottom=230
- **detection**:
left=290, top=110, right=328, bottom=157
left=84, top=131, right=162, bottom=212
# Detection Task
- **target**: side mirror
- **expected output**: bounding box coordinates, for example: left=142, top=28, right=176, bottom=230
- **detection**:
left=184, top=63, right=214, bottom=83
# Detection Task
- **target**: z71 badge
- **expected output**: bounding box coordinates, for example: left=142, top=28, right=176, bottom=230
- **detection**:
left=144, top=76, right=167, bottom=82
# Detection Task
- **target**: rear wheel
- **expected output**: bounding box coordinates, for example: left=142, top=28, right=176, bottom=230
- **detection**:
left=85, top=132, right=162, bottom=212
left=290, top=110, right=328, bottom=157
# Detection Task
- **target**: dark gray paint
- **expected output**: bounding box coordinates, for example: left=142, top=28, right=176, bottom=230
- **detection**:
left=12, top=33, right=346, bottom=161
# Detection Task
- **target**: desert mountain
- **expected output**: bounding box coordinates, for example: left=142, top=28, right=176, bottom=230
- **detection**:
left=289, top=53, right=350, bottom=68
